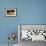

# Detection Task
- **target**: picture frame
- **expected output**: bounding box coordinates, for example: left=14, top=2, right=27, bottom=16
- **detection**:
left=18, top=24, right=46, bottom=42
left=5, top=8, right=16, bottom=16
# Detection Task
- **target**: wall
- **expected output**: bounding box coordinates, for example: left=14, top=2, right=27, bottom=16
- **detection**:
left=20, top=0, right=46, bottom=24
left=0, top=0, right=21, bottom=44
left=0, top=0, right=46, bottom=44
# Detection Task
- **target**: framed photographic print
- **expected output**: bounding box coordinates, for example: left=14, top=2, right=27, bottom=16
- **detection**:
left=5, top=8, right=16, bottom=16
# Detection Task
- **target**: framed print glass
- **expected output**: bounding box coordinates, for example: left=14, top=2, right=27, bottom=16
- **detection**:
left=5, top=8, right=16, bottom=16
